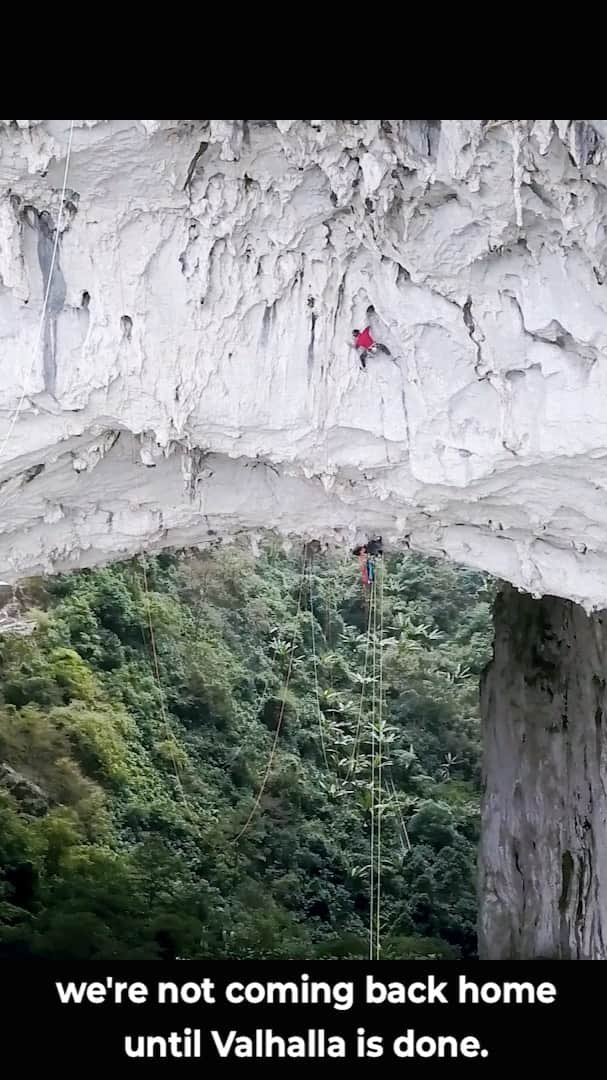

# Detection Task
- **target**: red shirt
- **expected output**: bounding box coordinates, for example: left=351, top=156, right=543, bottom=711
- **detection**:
left=355, top=327, right=374, bottom=350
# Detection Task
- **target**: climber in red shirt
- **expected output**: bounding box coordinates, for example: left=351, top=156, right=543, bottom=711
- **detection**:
left=352, top=327, right=391, bottom=369
left=354, top=327, right=375, bottom=351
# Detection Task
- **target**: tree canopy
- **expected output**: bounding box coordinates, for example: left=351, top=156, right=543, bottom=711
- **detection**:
left=0, top=545, right=493, bottom=960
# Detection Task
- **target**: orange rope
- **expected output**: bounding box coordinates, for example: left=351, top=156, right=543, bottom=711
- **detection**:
left=234, top=552, right=307, bottom=842
left=139, top=554, right=187, bottom=802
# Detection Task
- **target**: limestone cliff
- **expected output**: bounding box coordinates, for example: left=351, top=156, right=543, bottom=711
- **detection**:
left=1, top=120, right=607, bottom=609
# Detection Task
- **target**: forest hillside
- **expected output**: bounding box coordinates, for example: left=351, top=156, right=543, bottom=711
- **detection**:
left=0, top=547, right=493, bottom=959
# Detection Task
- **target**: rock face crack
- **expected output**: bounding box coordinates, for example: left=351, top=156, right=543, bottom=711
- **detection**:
left=35, top=208, right=67, bottom=396
left=462, top=296, right=486, bottom=376
left=183, top=139, right=209, bottom=192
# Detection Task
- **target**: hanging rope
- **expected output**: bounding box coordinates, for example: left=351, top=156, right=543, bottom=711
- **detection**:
left=308, top=558, right=329, bottom=771
left=376, top=555, right=385, bottom=959
left=0, top=120, right=75, bottom=467
left=139, top=554, right=187, bottom=803
left=348, top=588, right=374, bottom=779
left=326, top=570, right=335, bottom=695
left=389, top=776, right=411, bottom=857
left=361, top=554, right=386, bottom=960
left=369, top=569, right=377, bottom=960
left=234, top=551, right=307, bottom=842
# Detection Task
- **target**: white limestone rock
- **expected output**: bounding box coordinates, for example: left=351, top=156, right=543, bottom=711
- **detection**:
left=1, top=119, right=607, bottom=609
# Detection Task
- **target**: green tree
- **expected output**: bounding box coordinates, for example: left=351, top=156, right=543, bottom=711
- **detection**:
left=0, top=546, right=491, bottom=959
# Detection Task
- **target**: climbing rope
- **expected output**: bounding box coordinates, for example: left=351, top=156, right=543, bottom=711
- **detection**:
left=308, top=558, right=329, bottom=770
left=348, top=589, right=374, bottom=779
left=0, top=120, right=75, bottom=467
left=234, top=551, right=307, bottom=842
left=389, top=776, right=411, bottom=857
left=359, top=555, right=386, bottom=960
left=138, top=554, right=187, bottom=803
left=376, top=555, right=385, bottom=959
left=340, top=553, right=384, bottom=958
left=325, top=570, right=336, bottom=696
left=369, top=570, right=377, bottom=959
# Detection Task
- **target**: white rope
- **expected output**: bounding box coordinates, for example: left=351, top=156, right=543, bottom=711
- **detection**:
left=389, top=776, right=411, bottom=856
left=139, top=554, right=187, bottom=804
left=369, top=571, right=377, bottom=960
left=376, top=556, right=384, bottom=958
left=234, top=552, right=307, bottom=842
left=348, top=583, right=374, bottom=778
left=309, top=560, right=329, bottom=770
left=0, top=119, right=75, bottom=465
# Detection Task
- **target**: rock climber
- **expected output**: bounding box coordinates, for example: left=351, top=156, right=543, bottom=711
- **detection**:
left=365, top=536, right=383, bottom=583
left=352, top=327, right=391, bottom=370
left=353, top=543, right=370, bottom=585
left=352, top=537, right=383, bottom=585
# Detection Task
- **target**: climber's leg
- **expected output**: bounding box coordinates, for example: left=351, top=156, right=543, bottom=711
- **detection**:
left=359, top=552, right=369, bottom=585
left=359, top=350, right=367, bottom=370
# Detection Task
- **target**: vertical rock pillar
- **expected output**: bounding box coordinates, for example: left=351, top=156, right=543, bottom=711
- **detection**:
left=479, top=585, right=607, bottom=958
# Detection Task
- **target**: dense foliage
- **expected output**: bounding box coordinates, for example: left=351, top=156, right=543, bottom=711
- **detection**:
left=0, top=546, right=493, bottom=960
